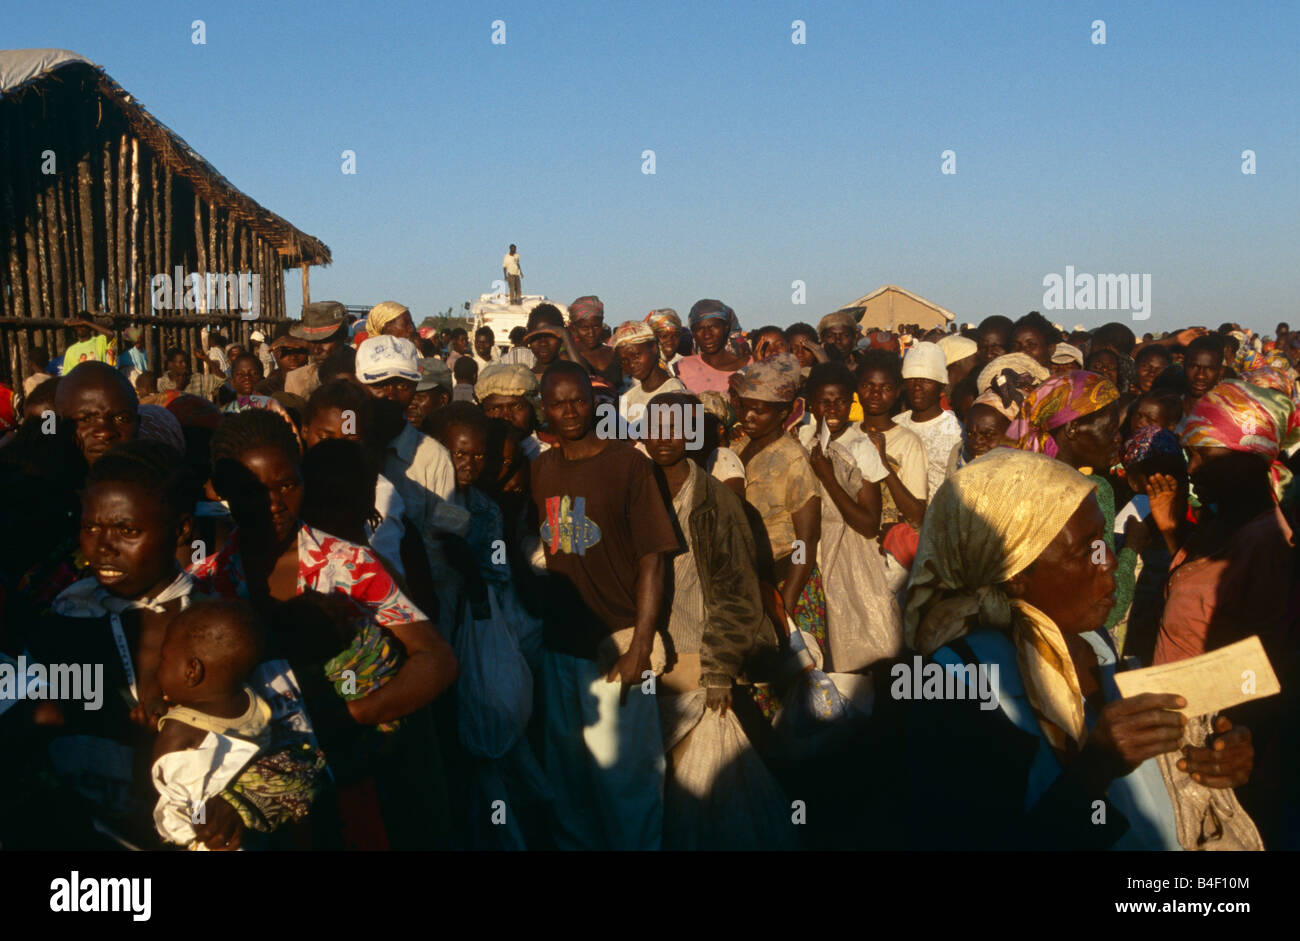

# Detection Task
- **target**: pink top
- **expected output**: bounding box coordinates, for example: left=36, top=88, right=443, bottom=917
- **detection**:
left=1154, top=507, right=1294, bottom=665
left=675, top=355, right=748, bottom=395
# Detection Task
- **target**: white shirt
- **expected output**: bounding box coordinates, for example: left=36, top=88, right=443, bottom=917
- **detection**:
left=797, top=422, right=888, bottom=483
left=367, top=473, right=407, bottom=578
left=617, top=375, right=687, bottom=424
left=502, top=253, right=521, bottom=276
left=894, top=410, right=963, bottom=499
left=500, top=346, right=536, bottom=368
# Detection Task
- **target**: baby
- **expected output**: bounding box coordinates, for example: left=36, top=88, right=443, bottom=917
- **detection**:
left=150, top=600, right=272, bottom=849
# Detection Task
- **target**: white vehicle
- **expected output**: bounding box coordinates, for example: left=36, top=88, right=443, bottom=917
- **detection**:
left=470, top=293, right=567, bottom=353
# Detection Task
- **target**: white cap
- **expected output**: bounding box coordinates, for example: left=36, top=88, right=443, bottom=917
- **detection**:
left=936, top=334, right=977, bottom=366
left=249, top=330, right=266, bottom=342
left=356, top=335, right=421, bottom=384
left=901, top=341, right=948, bottom=384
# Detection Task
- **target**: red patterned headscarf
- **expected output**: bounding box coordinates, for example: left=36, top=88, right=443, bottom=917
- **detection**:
left=1006, top=371, right=1119, bottom=457
left=1182, top=379, right=1296, bottom=501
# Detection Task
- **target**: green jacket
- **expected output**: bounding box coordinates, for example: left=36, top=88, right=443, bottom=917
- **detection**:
left=684, top=464, right=781, bottom=687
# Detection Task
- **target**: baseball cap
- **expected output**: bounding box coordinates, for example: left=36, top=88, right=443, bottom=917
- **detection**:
left=416, top=357, right=453, bottom=392
left=356, top=335, right=421, bottom=384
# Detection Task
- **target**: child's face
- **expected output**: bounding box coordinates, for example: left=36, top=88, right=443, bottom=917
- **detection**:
left=81, top=480, right=183, bottom=600
left=1131, top=400, right=1171, bottom=432
left=445, top=425, right=486, bottom=488
left=808, top=382, right=854, bottom=435
left=857, top=369, right=899, bottom=417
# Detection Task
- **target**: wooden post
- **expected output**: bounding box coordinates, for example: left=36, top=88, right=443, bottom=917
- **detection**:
left=115, top=134, right=128, bottom=315
left=300, top=261, right=309, bottom=310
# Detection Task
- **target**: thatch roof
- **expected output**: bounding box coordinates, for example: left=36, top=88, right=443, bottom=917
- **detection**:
left=0, top=49, right=330, bottom=267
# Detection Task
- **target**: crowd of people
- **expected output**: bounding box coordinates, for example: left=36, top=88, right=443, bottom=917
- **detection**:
left=0, top=295, right=1296, bottom=851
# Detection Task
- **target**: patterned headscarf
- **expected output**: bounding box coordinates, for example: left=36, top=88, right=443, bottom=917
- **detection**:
left=1007, top=371, right=1119, bottom=457
left=905, top=448, right=1097, bottom=755
left=610, top=320, right=656, bottom=349
left=645, top=308, right=681, bottom=332
left=973, top=388, right=1019, bottom=422
left=688, top=299, right=736, bottom=329
left=728, top=352, right=802, bottom=403
left=1122, top=424, right=1182, bottom=468
left=136, top=404, right=186, bottom=454
left=1182, top=379, right=1296, bottom=501
left=365, top=301, right=409, bottom=337
left=568, top=296, right=605, bottom=323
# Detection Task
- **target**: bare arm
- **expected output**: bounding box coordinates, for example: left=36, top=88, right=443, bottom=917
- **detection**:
left=781, top=498, right=821, bottom=618
left=606, top=551, right=668, bottom=701
left=346, top=619, right=459, bottom=726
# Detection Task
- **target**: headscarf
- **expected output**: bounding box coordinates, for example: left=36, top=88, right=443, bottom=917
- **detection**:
left=365, top=301, right=409, bottom=336
left=610, top=321, right=656, bottom=349
left=1121, top=424, right=1182, bottom=468
left=976, top=353, right=1050, bottom=397
left=645, top=308, right=681, bottom=332
left=904, top=448, right=1097, bottom=755
left=937, top=334, right=977, bottom=366
left=688, top=299, right=736, bottom=329
left=1182, top=379, right=1296, bottom=501
left=568, top=295, right=605, bottom=323
left=901, top=342, right=948, bottom=384
left=973, top=388, right=1019, bottom=422
left=476, top=362, right=540, bottom=400
left=728, top=352, right=801, bottom=403
left=1007, top=371, right=1119, bottom=457
left=136, top=404, right=186, bottom=454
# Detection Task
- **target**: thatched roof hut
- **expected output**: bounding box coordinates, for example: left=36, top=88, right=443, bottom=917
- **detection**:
left=0, top=49, right=331, bottom=382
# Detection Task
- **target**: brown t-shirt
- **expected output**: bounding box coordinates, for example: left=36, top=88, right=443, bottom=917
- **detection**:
left=530, top=439, right=680, bottom=659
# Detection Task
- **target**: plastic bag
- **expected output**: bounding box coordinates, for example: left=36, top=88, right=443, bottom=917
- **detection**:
left=494, top=583, right=544, bottom=672
left=455, top=589, right=533, bottom=759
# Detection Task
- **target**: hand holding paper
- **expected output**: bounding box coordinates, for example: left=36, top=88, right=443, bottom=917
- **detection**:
left=1113, top=636, right=1280, bottom=717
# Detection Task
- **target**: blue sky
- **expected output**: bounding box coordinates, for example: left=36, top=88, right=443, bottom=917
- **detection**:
left=7, top=0, right=1298, bottom=333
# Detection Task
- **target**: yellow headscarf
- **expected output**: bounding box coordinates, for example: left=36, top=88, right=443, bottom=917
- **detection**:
left=904, top=448, right=1096, bottom=754
left=365, top=301, right=409, bottom=336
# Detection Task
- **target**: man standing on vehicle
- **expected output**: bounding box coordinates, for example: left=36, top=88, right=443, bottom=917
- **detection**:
left=503, top=244, right=523, bottom=305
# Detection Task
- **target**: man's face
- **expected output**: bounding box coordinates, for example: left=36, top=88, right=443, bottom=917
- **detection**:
left=276, top=346, right=309, bottom=372
left=1185, top=349, right=1223, bottom=398
left=481, top=393, right=533, bottom=433
left=857, top=369, right=900, bottom=417
left=820, top=326, right=856, bottom=361
left=541, top=375, right=594, bottom=442
left=617, top=339, right=659, bottom=383
left=406, top=387, right=449, bottom=426
left=167, top=352, right=188, bottom=377
left=570, top=319, right=603, bottom=352
left=451, top=334, right=470, bottom=354
left=1134, top=353, right=1170, bottom=394
left=365, top=377, right=417, bottom=407
left=808, top=382, right=854, bottom=436
left=445, top=425, right=486, bottom=488
left=1285, top=334, right=1300, bottom=369
left=645, top=408, right=688, bottom=467
left=309, top=337, right=341, bottom=363
left=56, top=373, right=139, bottom=465
left=474, top=334, right=494, bottom=359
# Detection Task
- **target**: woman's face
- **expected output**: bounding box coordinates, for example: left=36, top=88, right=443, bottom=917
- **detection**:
left=753, top=330, right=789, bottom=360
left=736, top=396, right=790, bottom=440
left=692, top=319, right=728, bottom=356
left=1012, top=327, right=1051, bottom=366
left=965, top=404, right=1010, bottom=458
left=976, top=328, right=1009, bottom=366
left=166, top=352, right=188, bottom=377
left=570, top=319, right=604, bottom=352
left=80, top=480, right=185, bottom=599
left=1086, top=351, right=1120, bottom=387
left=1062, top=402, right=1121, bottom=471
left=1012, top=494, right=1116, bottom=635
left=529, top=333, right=562, bottom=366
left=617, top=339, right=659, bottom=383
left=445, top=425, right=486, bottom=488
left=381, top=311, right=417, bottom=342
left=857, top=368, right=900, bottom=417
left=654, top=327, right=680, bottom=361
left=236, top=445, right=303, bottom=546
left=808, top=382, right=854, bottom=436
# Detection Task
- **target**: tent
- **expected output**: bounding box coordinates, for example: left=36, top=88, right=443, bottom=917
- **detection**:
left=834, top=285, right=956, bottom=332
